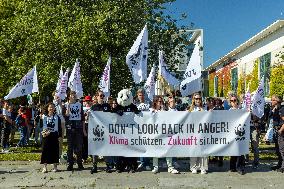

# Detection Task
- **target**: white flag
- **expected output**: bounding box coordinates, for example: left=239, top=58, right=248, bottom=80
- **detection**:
left=4, top=66, right=39, bottom=100
left=68, top=59, right=83, bottom=98
left=56, top=66, right=63, bottom=92
left=126, top=24, right=148, bottom=84
left=180, top=36, right=202, bottom=96
left=144, top=65, right=155, bottom=101
left=56, top=69, right=69, bottom=100
left=158, top=50, right=180, bottom=86
left=99, top=56, right=111, bottom=98
left=251, top=77, right=265, bottom=118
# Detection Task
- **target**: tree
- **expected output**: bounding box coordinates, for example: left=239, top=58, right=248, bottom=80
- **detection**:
left=270, top=63, right=284, bottom=97
left=0, top=0, right=188, bottom=99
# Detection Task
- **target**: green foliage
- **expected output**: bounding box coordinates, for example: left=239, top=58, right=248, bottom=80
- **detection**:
left=208, top=73, right=214, bottom=97
left=237, top=73, right=245, bottom=96
left=246, top=59, right=259, bottom=92
left=0, top=0, right=187, bottom=99
left=270, top=64, right=284, bottom=97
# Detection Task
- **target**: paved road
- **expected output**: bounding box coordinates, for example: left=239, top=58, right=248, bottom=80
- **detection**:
left=0, top=160, right=283, bottom=189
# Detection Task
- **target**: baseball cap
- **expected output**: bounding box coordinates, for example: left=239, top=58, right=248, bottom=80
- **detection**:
left=84, top=96, right=92, bottom=102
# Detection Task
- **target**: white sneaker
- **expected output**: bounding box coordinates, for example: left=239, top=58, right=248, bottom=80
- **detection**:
left=201, top=169, right=207, bottom=174
left=42, top=167, right=47, bottom=173
left=152, top=166, right=159, bottom=174
left=191, top=168, right=197, bottom=174
left=137, top=163, right=143, bottom=170
left=168, top=167, right=180, bottom=174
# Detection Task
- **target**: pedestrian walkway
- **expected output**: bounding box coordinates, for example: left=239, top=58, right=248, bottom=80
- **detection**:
left=0, top=160, right=283, bottom=188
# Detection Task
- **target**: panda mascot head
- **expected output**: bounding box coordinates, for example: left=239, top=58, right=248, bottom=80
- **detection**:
left=117, top=89, right=133, bottom=107
left=116, top=89, right=140, bottom=114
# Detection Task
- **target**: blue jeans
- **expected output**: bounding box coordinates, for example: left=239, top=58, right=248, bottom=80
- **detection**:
left=18, top=126, right=27, bottom=147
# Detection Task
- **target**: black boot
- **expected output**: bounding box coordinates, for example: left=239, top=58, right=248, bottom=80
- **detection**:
left=78, top=163, right=84, bottom=170
left=90, top=164, right=97, bottom=174
left=67, top=164, right=73, bottom=171
left=105, top=165, right=112, bottom=173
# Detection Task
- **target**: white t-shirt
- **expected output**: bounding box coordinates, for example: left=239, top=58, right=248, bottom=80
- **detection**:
left=2, top=109, right=11, bottom=118
left=67, top=102, right=82, bottom=121
left=43, top=115, right=60, bottom=133
left=136, top=102, right=150, bottom=111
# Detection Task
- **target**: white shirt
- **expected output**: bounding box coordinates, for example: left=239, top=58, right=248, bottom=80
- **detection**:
left=2, top=109, right=11, bottom=117
left=43, top=115, right=60, bottom=133
left=136, top=102, right=150, bottom=111
left=66, top=102, right=82, bottom=120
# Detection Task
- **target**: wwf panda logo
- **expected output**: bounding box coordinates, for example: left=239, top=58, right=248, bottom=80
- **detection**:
left=235, top=124, right=246, bottom=141
left=93, top=125, right=105, bottom=142
left=181, top=84, right=187, bottom=91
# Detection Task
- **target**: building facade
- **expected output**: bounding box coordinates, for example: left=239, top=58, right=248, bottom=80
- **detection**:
left=205, top=20, right=284, bottom=98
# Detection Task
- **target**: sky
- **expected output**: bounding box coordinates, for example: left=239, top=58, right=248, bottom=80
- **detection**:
left=165, top=0, right=284, bottom=68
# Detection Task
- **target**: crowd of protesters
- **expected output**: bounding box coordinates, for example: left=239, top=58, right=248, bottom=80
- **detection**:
left=0, top=89, right=283, bottom=175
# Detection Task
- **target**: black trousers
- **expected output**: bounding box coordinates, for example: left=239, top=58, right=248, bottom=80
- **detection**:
left=1, top=125, right=11, bottom=148
left=277, top=133, right=284, bottom=168
left=66, top=123, right=83, bottom=166
left=230, top=155, right=245, bottom=171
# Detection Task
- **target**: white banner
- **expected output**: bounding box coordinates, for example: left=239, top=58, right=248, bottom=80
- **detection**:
left=56, top=69, right=69, bottom=100
left=89, top=110, right=250, bottom=157
left=126, top=24, right=148, bottom=84
left=251, top=77, right=265, bottom=118
left=158, top=50, right=180, bottom=86
left=99, top=56, right=111, bottom=98
left=68, top=59, right=83, bottom=98
left=5, top=66, right=39, bottom=100
left=180, top=36, right=202, bottom=96
left=56, top=66, right=63, bottom=93
left=144, top=65, right=155, bottom=101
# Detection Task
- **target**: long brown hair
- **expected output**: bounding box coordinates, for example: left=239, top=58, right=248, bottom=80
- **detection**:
left=187, top=92, right=203, bottom=112
left=152, top=95, right=164, bottom=110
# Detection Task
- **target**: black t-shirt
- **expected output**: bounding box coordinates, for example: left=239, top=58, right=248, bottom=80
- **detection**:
left=91, top=103, right=111, bottom=112
left=279, top=106, right=284, bottom=126
left=270, top=106, right=282, bottom=126
left=0, top=109, right=3, bottom=126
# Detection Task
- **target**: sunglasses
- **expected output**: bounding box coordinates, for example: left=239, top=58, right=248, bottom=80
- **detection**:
left=195, top=98, right=201, bottom=100
left=168, top=96, right=173, bottom=99
left=230, top=99, right=237, bottom=102
left=98, top=94, right=105, bottom=98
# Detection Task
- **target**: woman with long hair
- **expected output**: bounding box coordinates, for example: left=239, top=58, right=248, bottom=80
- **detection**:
left=188, top=93, right=208, bottom=174
left=41, top=103, right=62, bottom=173
left=151, top=95, right=179, bottom=174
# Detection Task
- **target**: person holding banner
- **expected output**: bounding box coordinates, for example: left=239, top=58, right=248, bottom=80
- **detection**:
left=65, top=91, right=85, bottom=171
left=135, top=89, right=151, bottom=171
left=277, top=102, right=284, bottom=173
left=90, top=90, right=112, bottom=174
left=269, top=95, right=284, bottom=172
left=188, top=93, right=208, bottom=174
left=229, top=95, right=245, bottom=175
left=150, top=95, right=179, bottom=174
left=40, top=103, right=62, bottom=173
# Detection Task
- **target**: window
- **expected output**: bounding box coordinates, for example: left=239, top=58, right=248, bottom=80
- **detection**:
left=259, top=53, right=271, bottom=96
left=231, top=67, right=238, bottom=92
